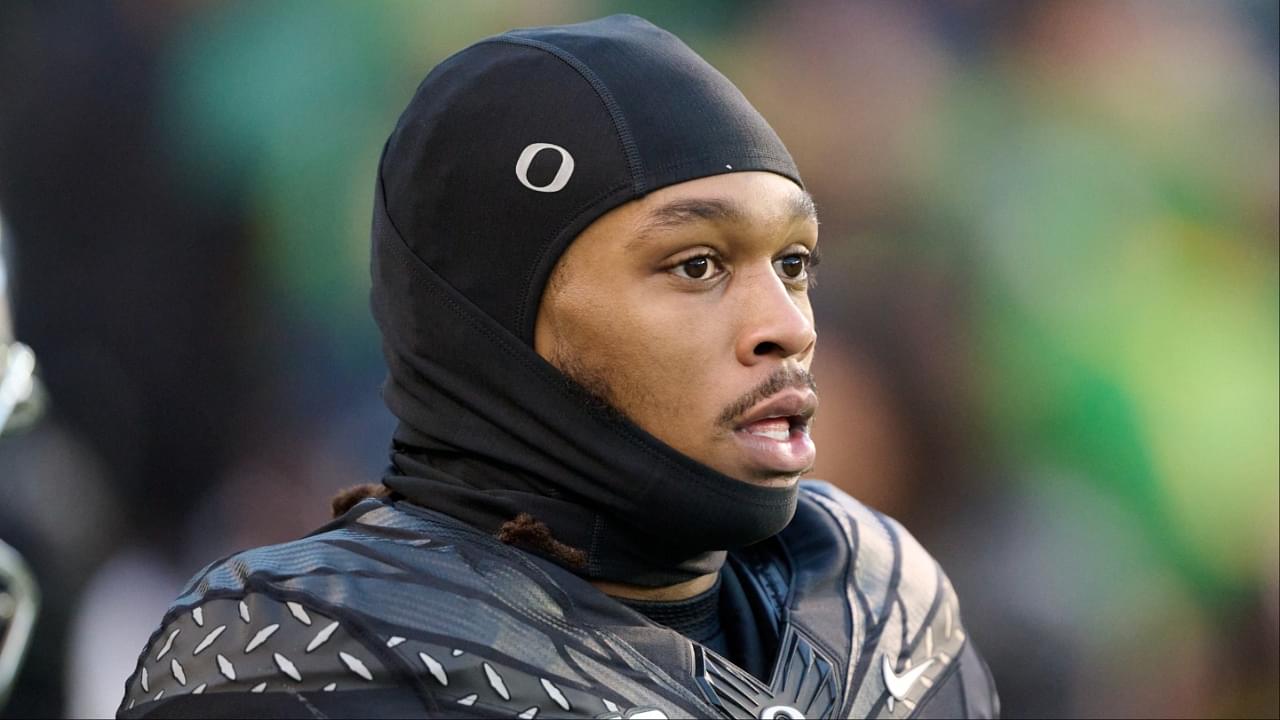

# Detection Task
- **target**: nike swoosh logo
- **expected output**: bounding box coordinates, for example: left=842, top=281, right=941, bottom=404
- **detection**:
left=882, top=655, right=935, bottom=700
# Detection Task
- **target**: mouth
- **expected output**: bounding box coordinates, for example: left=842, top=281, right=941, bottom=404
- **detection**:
left=731, top=388, right=817, bottom=476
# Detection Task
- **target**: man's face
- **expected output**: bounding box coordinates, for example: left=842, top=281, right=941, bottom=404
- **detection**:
left=535, top=171, right=819, bottom=487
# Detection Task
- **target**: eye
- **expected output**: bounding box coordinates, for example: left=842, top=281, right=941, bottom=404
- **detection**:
left=669, top=254, right=724, bottom=281
left=774, top=250, right=815, bottom=282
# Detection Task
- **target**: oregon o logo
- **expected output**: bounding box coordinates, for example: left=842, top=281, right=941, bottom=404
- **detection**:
left=515, top=143, right=575, bottom=193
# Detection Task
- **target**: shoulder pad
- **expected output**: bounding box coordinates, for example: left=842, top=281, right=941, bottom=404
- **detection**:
left=799, top=481, right=986, bottom=717
left=121, top=501, right=693, bottom=717
left=119, top=593, right=396, bottom=714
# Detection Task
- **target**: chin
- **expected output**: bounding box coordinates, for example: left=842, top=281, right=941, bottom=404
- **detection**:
left=752, top=474, right=804, bottom=489
left=725, top=465, right=806, bottom=488
left=702, top=437, right=815, bottom=488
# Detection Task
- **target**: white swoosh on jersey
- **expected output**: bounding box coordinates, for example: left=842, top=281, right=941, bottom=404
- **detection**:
left=882, top=655, right=935, bottom=700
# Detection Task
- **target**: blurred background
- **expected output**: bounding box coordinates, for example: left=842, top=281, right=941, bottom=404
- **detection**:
left=0, top=1, right=1275, bottom=717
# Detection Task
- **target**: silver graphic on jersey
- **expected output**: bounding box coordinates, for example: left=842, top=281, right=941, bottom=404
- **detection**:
left=882, top=655, right=933, bottom=702
left=693, top=625, right=838, bottom=719
left=596, top=708, right=670, bottom=720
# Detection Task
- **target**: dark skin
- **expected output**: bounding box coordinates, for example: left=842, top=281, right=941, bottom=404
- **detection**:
left=534, top=171, right=820, bottom=600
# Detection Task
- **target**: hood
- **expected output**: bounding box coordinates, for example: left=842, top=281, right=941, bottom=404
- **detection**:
left=372, top=14, right=803, bottom=586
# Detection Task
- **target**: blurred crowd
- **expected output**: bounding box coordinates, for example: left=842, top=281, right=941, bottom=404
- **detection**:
left=0, top=1, right=1275, bottom=717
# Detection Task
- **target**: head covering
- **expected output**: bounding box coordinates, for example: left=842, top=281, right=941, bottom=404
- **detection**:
left=373, top=14, right=804, bottom=586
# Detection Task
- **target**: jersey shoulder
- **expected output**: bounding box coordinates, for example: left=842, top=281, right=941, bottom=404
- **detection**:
left=797, top=480, right=948, bottom=614
left=796, top=480, right=999, bottom=718
left=119, top=499, right=658, bottom=718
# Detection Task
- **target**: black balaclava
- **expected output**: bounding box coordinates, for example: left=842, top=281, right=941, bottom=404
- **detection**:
left=373, top=14, right=804, bottom=587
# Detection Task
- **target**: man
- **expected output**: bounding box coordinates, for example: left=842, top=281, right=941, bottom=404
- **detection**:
left=120, top=15, right=997, bottom=719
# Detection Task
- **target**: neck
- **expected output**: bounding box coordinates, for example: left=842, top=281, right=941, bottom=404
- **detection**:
left=591, top=571, right=718, bottom=602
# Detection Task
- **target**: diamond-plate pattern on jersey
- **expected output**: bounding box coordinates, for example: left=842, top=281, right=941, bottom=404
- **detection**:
left=121, top=594, right=393, bottom=711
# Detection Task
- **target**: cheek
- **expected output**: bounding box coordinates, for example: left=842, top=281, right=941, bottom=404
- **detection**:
left=561, top=289, right=734, bottom=433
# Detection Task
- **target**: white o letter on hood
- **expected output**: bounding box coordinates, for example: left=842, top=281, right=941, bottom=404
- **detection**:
left=515, top=143, right=575, bottom=193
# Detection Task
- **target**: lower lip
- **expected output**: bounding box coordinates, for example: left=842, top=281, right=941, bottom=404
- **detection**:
left=733, top=419, right=816, bottom=475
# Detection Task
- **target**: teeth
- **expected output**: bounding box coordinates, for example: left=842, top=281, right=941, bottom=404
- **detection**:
left=747, top=419, right=792, bottom=441
left=751, top=427, right=790, bottom=441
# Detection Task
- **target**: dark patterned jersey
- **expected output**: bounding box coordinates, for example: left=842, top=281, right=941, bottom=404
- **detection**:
left=118, top=482, right=998, bottom=719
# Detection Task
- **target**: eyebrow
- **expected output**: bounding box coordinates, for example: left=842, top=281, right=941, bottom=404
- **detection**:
left=629, top=190, right=818, bottom=249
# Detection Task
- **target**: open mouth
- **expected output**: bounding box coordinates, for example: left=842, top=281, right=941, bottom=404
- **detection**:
left=731, top=389, right=817, bottom=475
left=741, top=414, right=810, bottom=442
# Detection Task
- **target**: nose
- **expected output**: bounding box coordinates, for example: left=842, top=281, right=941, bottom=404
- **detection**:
left=734, top=267, right=817, bottom=366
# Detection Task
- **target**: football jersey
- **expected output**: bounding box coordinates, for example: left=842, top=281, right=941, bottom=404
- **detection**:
left=118, top=482, right=998, bottom=719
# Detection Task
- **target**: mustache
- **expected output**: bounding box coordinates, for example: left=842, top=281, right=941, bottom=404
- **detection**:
left=717, top=366, right=818, bottom=427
